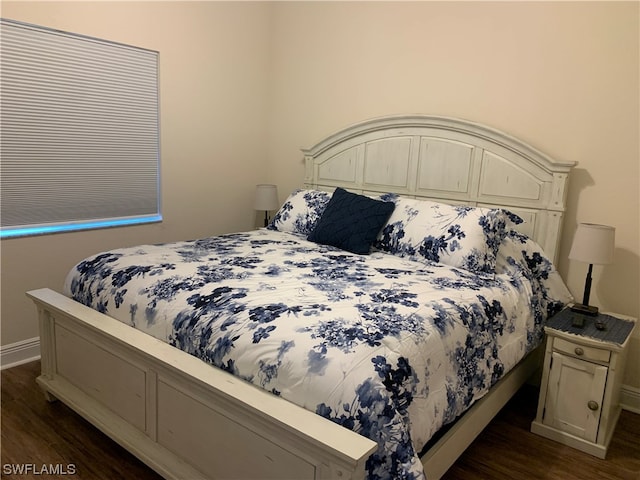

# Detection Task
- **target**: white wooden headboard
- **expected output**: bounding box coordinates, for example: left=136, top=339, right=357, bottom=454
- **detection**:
left=303, top=115, right=575, bottom=263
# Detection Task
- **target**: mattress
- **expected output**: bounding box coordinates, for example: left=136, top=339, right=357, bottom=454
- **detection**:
left=64, top=228, right=572, bottom=479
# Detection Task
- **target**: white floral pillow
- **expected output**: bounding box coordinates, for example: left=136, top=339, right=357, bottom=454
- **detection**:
left=375, top=194, right=520, bottom=275
left=495, top=229, right=573, bottom=311
left=267, top=189, right=332, bottom=236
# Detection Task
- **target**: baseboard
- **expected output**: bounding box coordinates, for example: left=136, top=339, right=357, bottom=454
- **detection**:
left=1, top=337, right=41, bottom=370
left=620, top=385, right=640, bottom=414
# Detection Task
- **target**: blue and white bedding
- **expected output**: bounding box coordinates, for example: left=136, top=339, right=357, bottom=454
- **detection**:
left=63, top=193, right=572, bottom=480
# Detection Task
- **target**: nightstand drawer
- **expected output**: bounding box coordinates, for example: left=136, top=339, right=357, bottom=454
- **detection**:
left=553, top=337, right=610, bottom=364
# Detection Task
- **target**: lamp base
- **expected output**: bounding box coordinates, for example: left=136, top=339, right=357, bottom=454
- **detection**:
left=570, top=303, right=599, bottom=316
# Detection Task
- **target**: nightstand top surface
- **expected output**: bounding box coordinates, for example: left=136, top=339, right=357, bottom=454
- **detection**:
left=545, top=308, right=635, bottom=346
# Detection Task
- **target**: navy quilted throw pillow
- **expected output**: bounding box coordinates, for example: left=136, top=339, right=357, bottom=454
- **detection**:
left=308, top=187, right=395, bottom=254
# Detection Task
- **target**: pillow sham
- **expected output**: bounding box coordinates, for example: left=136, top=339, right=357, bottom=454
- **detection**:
left=308, top=188, right=395, bottom=255
left=496, top=230, right=543, bottom=275
left=267, top=189, right=332, bottom=236
left=495, top=229, right=573, bottom=312
left=375, top=195, right=519, bottom=275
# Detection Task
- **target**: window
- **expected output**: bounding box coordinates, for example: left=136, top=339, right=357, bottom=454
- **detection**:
left=0, top=19, right=161, bottom=238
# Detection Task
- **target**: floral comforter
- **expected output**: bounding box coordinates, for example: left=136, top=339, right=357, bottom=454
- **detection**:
left=64, top=228, right=571, bottom=479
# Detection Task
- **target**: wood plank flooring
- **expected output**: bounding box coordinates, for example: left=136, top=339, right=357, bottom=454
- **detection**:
left=2, top=361, right=639, bottom=479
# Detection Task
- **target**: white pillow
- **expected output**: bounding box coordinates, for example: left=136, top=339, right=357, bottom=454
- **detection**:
left=375, top=195, right=519, bottom=275
left=267, top=189, right=332, bottom=236
left=495, top=229, right=573, bottom=309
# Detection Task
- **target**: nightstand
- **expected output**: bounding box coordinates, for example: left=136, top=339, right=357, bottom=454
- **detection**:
left=531, top=308, right=636, bottom=458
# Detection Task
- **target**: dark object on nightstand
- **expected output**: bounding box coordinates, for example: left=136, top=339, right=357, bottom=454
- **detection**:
left=570, top=301, right=599, bottom=316
left=571, top=315, right=585, bottom=328
left=594, top=318, right=606, bottom=330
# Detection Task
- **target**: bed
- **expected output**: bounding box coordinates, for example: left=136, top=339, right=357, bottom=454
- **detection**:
left=28, top=115, right=576, bottom=480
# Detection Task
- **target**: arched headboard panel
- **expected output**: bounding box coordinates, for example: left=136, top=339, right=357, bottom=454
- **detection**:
left=303, top=115, right=575, bottom=263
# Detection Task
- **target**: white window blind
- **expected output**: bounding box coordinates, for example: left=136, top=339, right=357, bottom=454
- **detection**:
left=1, top=18, right=161, bottom=238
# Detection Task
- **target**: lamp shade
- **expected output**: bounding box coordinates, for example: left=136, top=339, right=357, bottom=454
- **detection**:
left=569, top=223, right=615, bottom=265
left=254, top=184, right=279, bottom=211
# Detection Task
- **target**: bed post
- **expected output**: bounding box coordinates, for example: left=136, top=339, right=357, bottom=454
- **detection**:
left=304, top=155, right=316, bottom=188
left=35, top=303, right=58, bottom=402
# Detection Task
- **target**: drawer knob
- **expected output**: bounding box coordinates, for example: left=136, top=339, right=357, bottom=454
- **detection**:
left=574, top=347, right=584, bottom=356
left=588, top=400, right=599, bottom=411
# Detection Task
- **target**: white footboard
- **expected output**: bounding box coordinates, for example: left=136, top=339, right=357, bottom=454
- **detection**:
left=28, top=288, right=377, bottom=480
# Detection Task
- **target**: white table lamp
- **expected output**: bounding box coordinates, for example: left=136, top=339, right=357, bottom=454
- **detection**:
left=254, top=184, right=279, bottom=227
left=568, top=223, right=615, bottom=316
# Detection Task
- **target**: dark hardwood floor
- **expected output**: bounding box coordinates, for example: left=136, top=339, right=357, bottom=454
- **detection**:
left=2, top=361, right=639, bottom=479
